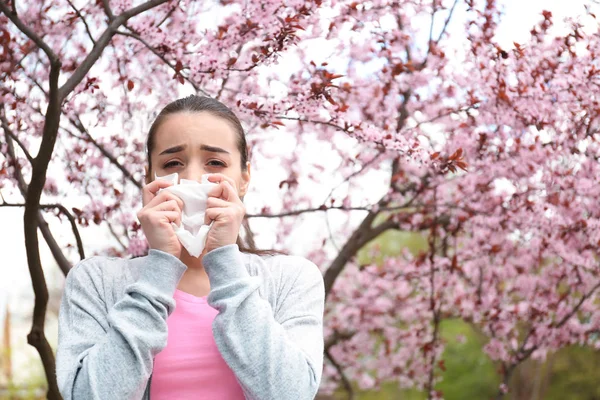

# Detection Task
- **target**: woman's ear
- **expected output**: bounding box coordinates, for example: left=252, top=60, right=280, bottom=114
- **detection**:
left=144, top=165, right=151, bottom=185
left=239, top=162, right=251, bottom=198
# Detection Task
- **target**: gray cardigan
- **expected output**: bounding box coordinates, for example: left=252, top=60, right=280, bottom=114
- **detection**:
left=56, top=244, right=325, bottom=399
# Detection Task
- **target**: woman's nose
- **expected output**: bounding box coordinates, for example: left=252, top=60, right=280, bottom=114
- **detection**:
left=179, top=164, right=206, bottom=183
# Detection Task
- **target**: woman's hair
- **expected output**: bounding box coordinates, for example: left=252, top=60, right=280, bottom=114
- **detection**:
left=145, top=95, right=284, bottom=257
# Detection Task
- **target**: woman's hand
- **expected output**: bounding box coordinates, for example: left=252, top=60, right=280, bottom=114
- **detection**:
left=137, top=179, right=185, bottom=259
left=203, top=174, right=246, bottom=254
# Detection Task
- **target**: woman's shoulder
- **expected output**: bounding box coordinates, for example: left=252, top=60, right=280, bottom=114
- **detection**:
left=65, top=254, right=140, bottom=292
left=245, top=251, right=323, bottom=287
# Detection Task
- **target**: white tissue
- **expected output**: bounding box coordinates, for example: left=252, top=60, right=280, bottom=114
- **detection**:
left=154, top=172, right=217, bottom=257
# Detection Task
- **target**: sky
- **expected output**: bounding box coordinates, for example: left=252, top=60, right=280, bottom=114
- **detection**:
left=0, top=0, right=596, bottom=384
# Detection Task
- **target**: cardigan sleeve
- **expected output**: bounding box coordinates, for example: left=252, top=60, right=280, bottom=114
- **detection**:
left=203, top=244, right=325, bottom=400
left=55, top=250, right=187, bottom=400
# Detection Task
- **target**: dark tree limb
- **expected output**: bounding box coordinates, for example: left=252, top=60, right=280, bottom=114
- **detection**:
left=425, top=193, right=441, bottom=399
left=322, top=205, right=381, bottom=297
left=0, top=1, right=59, bottom=63
left=325, top=330, right=356, bottom=352
left=22, top=60, right=62, bottom=400
left=2, top=2, right=173, bottom=398
left=325, top=349, right=355, bottom=400
left=1, top=106, right=73, bottom=276
left=59, top=0, right=172, bottom=101
left=101, top=0, right=114, bottom=21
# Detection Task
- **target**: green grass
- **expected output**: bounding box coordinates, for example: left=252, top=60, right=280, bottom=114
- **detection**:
left=435, top=319, right=499, bottom=400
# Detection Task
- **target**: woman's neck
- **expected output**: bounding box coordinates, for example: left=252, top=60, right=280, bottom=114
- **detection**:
left=177, top=248, right=211, bottom=297
left=180, top=247, right=205, bottom=269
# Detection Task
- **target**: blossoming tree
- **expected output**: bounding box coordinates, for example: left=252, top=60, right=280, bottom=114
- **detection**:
left=1, top=0, right=599, bottom=399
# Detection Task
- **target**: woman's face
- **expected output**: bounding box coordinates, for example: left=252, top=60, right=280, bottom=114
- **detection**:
left=146, top=112, right=251, bottom=197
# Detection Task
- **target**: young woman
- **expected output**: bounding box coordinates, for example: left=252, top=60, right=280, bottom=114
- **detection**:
left=56, top=96, right=325, bottom=400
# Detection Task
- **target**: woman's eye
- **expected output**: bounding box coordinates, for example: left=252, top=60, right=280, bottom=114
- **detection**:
left=208, top=160, right=226, bottom=167
left=164, top=161, right=182, bottom=168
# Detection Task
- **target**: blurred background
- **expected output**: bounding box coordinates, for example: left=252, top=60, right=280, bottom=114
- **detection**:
left=1, top=0, right=600, bottom=399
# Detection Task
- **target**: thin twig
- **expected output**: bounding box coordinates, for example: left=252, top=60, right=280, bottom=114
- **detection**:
left=155, top=0, right=180, bottom=28
left=106, top=219, right=128, bottom=251
left=67, top=115, right=142, bottom=188
left=115, top=29, right=210, bottom=96
left=0, top=113, right=34, bottom=164
left=0, top=202, right=85, bottom=260
left=66, top=0, right=96, bottom=46
left=245, top=202, right=413, bottom=219
left=435, top=0, right=460, bottom=43
left=321, top=149, right=385, bottom=206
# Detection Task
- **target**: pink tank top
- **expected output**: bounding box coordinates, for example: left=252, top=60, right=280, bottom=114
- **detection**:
left=150, top=289, right=245, bottom=399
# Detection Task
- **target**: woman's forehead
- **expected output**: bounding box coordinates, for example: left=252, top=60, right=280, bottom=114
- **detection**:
left=154, top=112, right=238, bottom=152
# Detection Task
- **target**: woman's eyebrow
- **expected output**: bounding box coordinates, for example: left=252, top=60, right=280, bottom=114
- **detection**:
left=158, top=144, right=230, bottom=156
left=200, top=144, right=230, bottom=155
left=159, top=144, right=186, bottom=155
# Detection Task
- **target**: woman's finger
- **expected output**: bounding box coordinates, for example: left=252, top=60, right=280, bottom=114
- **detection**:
left=142, top=179, right=175, bottom=206
left=206, top=196, right=230, bottom=209
left=155, top=210, right=181, bottom=226
left=144, top=190, right=184, bottom=211
left=208, top=180, right=240, bottom=202
left=204, top=206, right=227, bottom=225
left=153, top=199, right=182, bottom=213
left=207, top=174, right=239, bottom=200
left=206, top=173, right=236, bottom=187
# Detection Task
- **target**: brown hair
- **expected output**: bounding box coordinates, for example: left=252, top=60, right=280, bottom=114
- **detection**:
left=146, top=95, right=284, bottom=257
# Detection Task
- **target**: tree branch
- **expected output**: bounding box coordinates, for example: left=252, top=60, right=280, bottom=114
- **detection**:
left=322, top=206, right=380, bottom=297
left=67, top=115, right=142, bottom=188
left=325, top=349, right=355, bottom=400
left=58, top=0, right=172, bottom=101
left=435, top=0, right=460, bottom=44
left=321, top=149, right=385, bottom=206
left=21, top=59, right=62, bottom=398
left=322, top=157, right=429, bottom=297
left=1, top=105, right=73, bottom=277
left=553, top=280, right=600, bottom=329
left=396, top=90, right=411, bottom=133
left=0, top=1, right=59, bottom=64
left=425, top=192, right=441, bottom=399
left=0, top=113, right=34, bottom=164
left=120, top=0, right=170, bottom=19
left=66, top=0, right=96, bottom=46
left=325, top=330, right=356, bottom=352
left=155, top=0, right=180, bottom=28
left=245, top=202, right=413, bottom=219
left=106, top=219, right=128, bottom=251
left=0, top=201, right=85, bottom=260
left=101, top=0, right=114, bottom=21
left=115, top=29, right=209, bottom=96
